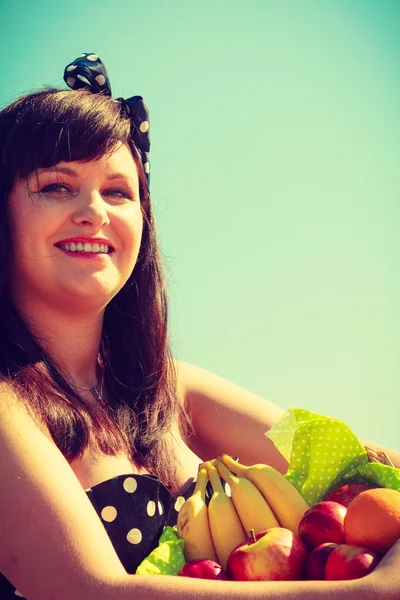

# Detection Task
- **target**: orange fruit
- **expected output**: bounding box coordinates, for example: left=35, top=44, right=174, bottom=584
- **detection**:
left=344, top=488, right=400, bottom=553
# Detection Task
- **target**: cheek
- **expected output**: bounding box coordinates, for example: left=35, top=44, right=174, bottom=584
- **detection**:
left=121, top=206, right=144, bottom=248
left=9, top=200, right=43, bottom=239
left=8, top=206, right=29, bottom=254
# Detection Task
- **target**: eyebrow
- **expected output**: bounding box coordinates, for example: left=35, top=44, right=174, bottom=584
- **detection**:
left=37, top=166, right=78, bottom=177
left=36, top=166, right=136, bottom=181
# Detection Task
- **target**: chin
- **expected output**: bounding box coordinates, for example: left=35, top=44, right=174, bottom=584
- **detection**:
left=59, top=282, right=117, bottom=308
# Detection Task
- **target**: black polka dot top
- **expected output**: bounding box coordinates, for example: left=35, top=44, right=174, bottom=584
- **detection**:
left=0, top=473, right=197, bottom=599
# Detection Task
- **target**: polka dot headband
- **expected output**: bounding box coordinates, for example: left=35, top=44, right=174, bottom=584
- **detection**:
left=63, top=52, right=150, bottom=185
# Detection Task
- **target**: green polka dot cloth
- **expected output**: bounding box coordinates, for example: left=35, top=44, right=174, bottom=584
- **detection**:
left=135, top=526, right=185, bottom=575
left=266, top=407, right=400, bottom=506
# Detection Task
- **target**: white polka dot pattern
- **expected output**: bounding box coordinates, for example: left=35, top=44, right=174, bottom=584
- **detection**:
left=4, top=469, right=202, bottom=596
left=101, top=505, right=118, bottom=522
left=77, top=74, right=91, bottom=86
left=127, top=528, right=143, bottom=544
left=136, top=525, right=185, bottom=575
left=146, top=500, right=156, bottom=516
left=62, top=52, right=150, bottom=187
left=123, top=476, right=137, bottom=493
left=266, top=407, right=400, bottom=507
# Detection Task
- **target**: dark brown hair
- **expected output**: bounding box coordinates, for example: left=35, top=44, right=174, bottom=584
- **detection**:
left=0, top=89, right=191, bottom=490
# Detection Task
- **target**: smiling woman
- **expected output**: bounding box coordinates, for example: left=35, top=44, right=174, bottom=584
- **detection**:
left=0, top=65, right=198, bottom=597
left=0, top=79, right=181, bottom=479
left=0, top=53, right=399, bottom=600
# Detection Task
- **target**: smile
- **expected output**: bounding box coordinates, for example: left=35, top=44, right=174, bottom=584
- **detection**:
left=57, top=242, right=111, bottom=253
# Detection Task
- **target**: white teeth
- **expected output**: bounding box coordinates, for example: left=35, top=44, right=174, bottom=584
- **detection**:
left=59, top=242, right=110, bottom=254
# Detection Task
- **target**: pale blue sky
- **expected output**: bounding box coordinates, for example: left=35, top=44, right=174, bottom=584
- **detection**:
left=1, top=0, right=399, bottom=449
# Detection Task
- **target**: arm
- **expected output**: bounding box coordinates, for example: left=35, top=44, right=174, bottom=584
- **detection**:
left=105, top=541, right=400, bottom=600
left=1, top=388, right=398, bottom=600
left=176, top=361, right=400, bottom=470
left=175, top=360, right=289, bottom=473
left=0, top=389, right=129, bottom=600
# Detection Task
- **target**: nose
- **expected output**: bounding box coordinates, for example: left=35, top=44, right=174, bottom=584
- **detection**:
left=71, top=189, right=111, bottom=229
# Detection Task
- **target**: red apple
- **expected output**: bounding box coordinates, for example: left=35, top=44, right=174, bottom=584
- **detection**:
left=227, top=527, right=308, bottom=581
left=305, top=543, right=339, bottom=580
left=325, top=544, right=382, bottom=580
left=178, top=558, right=229, bottom=580
left=298, top=501, right=347, bottom=550
left=322, top=483, right=377, bottom=508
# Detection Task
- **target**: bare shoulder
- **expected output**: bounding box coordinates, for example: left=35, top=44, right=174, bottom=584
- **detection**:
left=0, top=380, right=55, bottom=447
left=0, top=380, right=40, bottom=438
left=0, top=379, right=19, bottom=412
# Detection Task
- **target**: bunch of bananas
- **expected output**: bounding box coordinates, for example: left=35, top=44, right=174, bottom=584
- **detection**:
left=176, top=455, right=309, bottom=570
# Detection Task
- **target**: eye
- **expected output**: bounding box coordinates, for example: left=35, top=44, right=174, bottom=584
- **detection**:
left=40, top=183, right=72, bottom=198
left=103, top=188, right=134, bottom=200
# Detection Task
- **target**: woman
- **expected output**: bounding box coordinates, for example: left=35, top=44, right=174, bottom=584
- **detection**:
left=0, top=54, right=399, bottom=600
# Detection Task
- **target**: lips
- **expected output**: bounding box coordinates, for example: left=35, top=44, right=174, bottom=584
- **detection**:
left=55, top=237, right=115, bottom=251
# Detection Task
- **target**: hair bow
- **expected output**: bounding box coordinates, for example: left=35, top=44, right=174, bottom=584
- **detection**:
left=63, top=52, right=150, bottom=184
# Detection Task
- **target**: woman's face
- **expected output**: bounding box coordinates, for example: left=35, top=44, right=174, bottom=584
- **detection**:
left=8, top=142, right=144, bottom=312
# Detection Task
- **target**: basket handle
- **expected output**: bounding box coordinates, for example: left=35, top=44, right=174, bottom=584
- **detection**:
left=364, top=445, right=394, bottom=467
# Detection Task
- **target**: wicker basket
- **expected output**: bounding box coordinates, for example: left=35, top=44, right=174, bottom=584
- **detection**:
left=364, top=446, right=394, bottom=467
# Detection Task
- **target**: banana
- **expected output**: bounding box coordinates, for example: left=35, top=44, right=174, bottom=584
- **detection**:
left=212, top=458, right=279, bottom=536
left=218, top=454, right=309, bottom=535
left=176, top=466, right=218, bottom=562
left=205, top=461, right=248, bottom=570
